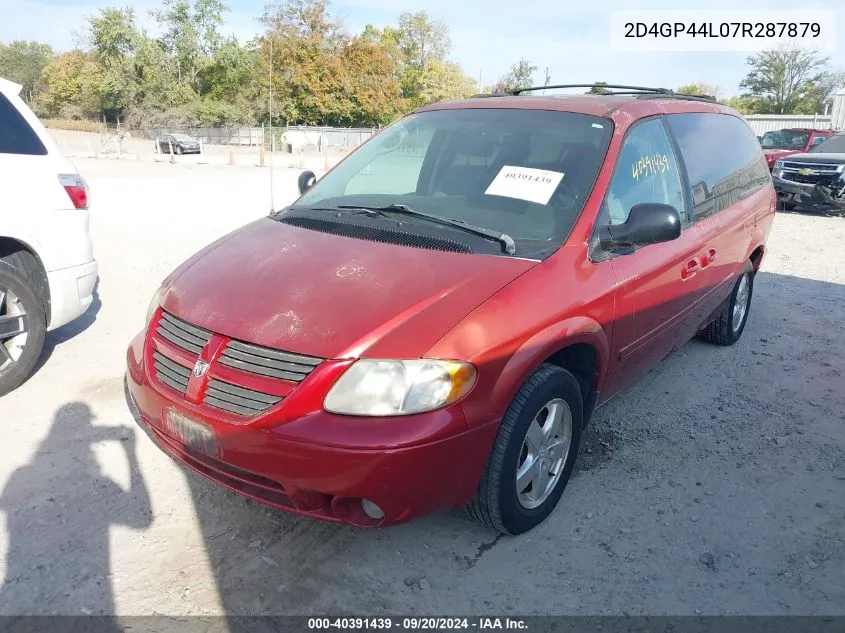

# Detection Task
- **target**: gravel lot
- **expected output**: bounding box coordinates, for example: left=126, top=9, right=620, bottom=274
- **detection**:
left=0, top=156, right=843, bottom=616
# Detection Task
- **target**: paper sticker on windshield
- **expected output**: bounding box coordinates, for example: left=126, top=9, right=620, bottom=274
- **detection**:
left=485, top=166, right=565, bottom=205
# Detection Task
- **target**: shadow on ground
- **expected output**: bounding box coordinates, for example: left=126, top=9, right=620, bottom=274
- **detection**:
left=0, top=401, right=151, bottom=617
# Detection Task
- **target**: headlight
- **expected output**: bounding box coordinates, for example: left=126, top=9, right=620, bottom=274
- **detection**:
left=774, top=160, right=785, bottom=169
left=146, top=286, right=163, bottom=325
left=324, top=359, right=476, bottom=416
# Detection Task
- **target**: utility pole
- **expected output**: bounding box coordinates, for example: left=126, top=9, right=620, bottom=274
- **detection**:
left=269, top=35, right=275, bottom=211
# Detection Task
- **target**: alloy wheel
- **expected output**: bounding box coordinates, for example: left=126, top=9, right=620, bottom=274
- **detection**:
left=516, top=398, right=573, bottom=509
left=0, top=286, right=29, bottom=371
left=732, top=274, right=751, bottom=333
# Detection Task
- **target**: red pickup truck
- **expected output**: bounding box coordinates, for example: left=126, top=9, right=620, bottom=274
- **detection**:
left=760, top=128, right=834, bottom=169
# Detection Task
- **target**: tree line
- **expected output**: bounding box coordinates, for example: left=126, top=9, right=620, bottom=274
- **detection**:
left=1, top=2, right=842, bottom=130
left=0, top=0, right=481, bottom=128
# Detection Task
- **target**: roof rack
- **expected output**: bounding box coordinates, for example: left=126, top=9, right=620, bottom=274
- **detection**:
left=471, top=84, right=717, bottom=103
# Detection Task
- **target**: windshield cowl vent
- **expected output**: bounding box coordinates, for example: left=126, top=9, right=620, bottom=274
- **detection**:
left=278, top=214, right=475, bottom=254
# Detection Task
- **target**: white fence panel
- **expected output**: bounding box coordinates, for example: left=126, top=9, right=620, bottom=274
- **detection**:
left=744, top=114, right=833, bottom=135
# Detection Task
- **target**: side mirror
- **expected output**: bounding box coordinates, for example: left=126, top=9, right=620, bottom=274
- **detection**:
left=298, top=170, right=316, bottom=195
left=600, top=203, right=682, bottom=250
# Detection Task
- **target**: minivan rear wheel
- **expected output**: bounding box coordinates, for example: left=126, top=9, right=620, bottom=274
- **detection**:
left=0, top=261, right=46, bottom=397
left=699, top=269, right=754, bottom=346
left=466, top=363, right=583, bottom=535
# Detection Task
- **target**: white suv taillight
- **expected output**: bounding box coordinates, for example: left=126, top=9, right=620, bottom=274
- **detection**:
left=58, top=173, right=89, bottom=209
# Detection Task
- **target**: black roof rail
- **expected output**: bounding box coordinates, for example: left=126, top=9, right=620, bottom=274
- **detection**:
left=509, top=84, right=674, bottom=96
left=470, top=83, right=718, bottom=103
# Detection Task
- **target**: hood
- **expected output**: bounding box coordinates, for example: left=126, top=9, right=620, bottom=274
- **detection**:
left=161, top=217, right=536, bottom=359
left=773, top=152, right=845, bottom=166
left=764, top=148, right=798, bottom=166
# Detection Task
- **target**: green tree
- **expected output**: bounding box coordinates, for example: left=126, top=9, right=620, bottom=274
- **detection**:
left=36, top=50, right=104, bottom=118
left=0, top=40, right=53, bottom=104
left=587, top=81, right=609, bottom=94
left=260, top=0, right=350, bottom=125
left=677, top=82, right=719, bottom=98
left=494, top=58, right=537, bottom=92
left=722, top=94, right=768, bottom=115
left=739, top=46, right=833, bottom=114
left=153, top=0, right=229, bottom=94
left=87, top=7, right=140, bottom=120
left=396, top=11, right=450, bottom=70
left=795, top=71, right=845, bottom=114
left=417, top=60, right=476, bottom=103
left=340, top=38, right=401, bottom=125
left=198, top=36, right=257, bottom=98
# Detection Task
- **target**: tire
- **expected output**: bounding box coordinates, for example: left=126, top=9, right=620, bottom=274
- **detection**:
left=467, top=363, right=583, bottom=535
left=175, top=146, right=183, bottom=155
left=0, top=261, right=46, bottom=397
left=698, top=267, right=754, bottom=346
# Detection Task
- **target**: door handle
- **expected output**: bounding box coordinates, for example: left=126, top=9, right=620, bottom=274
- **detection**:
left=681, top=259, right=699, bottom=280
left=701, top=248, right=717, bottom=267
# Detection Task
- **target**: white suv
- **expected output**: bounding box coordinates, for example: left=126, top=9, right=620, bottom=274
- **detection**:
left=0, top=77, right=98, bottom=396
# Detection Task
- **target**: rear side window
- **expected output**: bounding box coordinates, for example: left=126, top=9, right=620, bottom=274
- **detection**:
left=0, top=93, right=47, bottom=155
left=666, top=113, right=769, bottom=221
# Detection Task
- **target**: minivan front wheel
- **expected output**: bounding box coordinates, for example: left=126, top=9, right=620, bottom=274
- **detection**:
left=699, top=269, right=754, bottom=346
left=467, top=363, right=583, bottom=535
left=0, top=261, right=46, bottom=397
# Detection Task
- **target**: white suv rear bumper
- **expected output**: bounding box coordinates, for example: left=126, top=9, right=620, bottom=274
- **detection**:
left=47, top=260, right=98, bottom=330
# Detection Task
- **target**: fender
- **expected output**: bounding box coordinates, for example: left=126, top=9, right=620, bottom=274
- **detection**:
left=0, top=229, right=47, bottom=270
left=484, top=316, right=610, bottom=423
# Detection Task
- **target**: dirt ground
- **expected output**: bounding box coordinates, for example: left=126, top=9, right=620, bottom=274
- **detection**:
left=0, top=155, right=843, bottom=617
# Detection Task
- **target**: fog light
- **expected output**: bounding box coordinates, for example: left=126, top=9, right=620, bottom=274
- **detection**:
left=361, top=499, right=384, bottom=520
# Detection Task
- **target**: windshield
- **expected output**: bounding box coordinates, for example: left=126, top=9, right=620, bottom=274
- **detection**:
left=809, top=134, right=845, bottom=153
left=292, top=108, right=613, bottom=258
left=760, top=130, right=810, bottom=150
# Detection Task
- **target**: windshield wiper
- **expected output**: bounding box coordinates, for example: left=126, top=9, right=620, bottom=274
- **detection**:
left=336, top=204, right=517, bottom=255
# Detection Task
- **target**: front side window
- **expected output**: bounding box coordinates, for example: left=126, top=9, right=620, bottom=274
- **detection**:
left=810, top=134, right=829, bottom=147
left=603, top=118, right=686, bottom=226
left=291, top=108, right=613, bottom=259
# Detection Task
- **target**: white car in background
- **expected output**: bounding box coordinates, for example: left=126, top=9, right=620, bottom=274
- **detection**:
left=0, top=77, right=98, bottom=396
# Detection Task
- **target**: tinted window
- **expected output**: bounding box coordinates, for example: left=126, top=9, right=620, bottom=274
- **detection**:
left=810, top=134, right=845, bottom=153
left=294, top=109, right=613, bottom=259
left=0, top=93, right=47, bottom=155
left=666, top=113, right=769, bottom=220
left=604, top=118, right=686, bottom=226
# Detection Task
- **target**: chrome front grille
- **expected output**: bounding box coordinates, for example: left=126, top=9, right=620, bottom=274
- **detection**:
left=219, top=340, right=323, bottom=382
left=203, top=379, right=283, bottom=417
left=153, top=351, right=192, bottom=394
left=156, top=312, right=212, bottom=354
left=151, top=311, right=324, bottom=417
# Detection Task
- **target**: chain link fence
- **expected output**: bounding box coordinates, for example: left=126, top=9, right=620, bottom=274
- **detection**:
left=129, top=125, right=379, bottom=149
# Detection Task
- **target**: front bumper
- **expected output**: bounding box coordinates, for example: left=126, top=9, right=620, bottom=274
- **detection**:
left=46, top=260, right=98, bottom=330
left=773, top=176, right=845, bottom=214
left=125, top=330, right=499, bottom=527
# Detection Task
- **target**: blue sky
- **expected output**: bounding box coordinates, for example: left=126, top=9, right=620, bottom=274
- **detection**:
left=1, top=0, right=843, bottom=98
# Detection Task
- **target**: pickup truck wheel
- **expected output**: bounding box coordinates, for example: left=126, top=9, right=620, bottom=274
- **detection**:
left=466, top=363, right=583, bottom=535
left=699, top=269, right=754, bottom=346
left=0, top=261, right=46, bottom=397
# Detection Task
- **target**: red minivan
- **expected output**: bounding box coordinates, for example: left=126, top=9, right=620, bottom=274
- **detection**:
left=126, top=85, right=775, bottom=535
